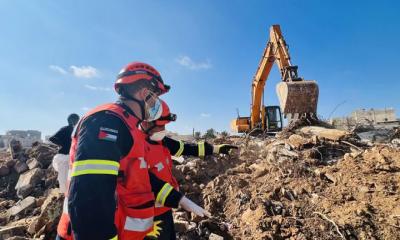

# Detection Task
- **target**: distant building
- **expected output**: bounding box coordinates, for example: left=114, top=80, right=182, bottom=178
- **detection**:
left=331, top=108, right=399, bottom=130
left=0, top=130, right=42, bottom=148
left=352, top=108, right=396, bottom=124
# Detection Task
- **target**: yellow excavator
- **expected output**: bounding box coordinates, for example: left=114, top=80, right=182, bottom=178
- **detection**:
left=231, top=25, right=319, bottom=134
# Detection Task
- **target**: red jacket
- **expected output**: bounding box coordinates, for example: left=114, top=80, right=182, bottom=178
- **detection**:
left=57, top=103, right=154, bottom=240
left=146, top=142, right=179, bottom=215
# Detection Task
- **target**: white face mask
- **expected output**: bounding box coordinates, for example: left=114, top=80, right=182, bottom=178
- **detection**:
left=150, top=130, right=167, bottom=141
left=145, top=96, right=163, bottom=121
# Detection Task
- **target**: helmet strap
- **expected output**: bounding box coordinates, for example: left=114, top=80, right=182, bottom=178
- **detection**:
left=141, top=123, right=157, bottom=135
left=119, top=92, right=146, bottom=121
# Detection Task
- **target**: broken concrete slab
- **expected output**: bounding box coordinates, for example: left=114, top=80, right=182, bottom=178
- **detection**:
left=28, top=144, right=57, bottom=168
left=26, top=158, right=40, bottom=170
left=13, top=161, right=28, bottom=174
left=0, top=165, right=10, bottom=176
left=287, top=134, right=308, bottom=149
left=27, top=216, right=40, bottom=235
left=5, top=236, right=33, bottom=240
left=27, top=189, right=63, bottom=235
left=8, top=139, right=22, bottom=159
left=209, top=233, right=224, bottom=240
left=0, top=225, right=25, bottom=239
left=357, top=129, right=393, bottom=143
left=174, top=220, right=196, bottom=232
left=280, top=148, right=299, bottom=158
left=300, top=126, right=350, bottom=141
left=6, top=158, right=16, bottom=168
left=15, top=168, right=44, bottom=198
left=7, top=196, right=36, bottom=216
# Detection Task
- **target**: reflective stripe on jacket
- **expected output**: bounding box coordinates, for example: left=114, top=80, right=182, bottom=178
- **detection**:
left=57, top=103, right=154, bottom=240
left=146, top=142, right=179, bottom=216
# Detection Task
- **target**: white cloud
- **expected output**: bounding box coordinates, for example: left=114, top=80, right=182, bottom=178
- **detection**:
left=49, top=65, right=67, bottom=75
left=70, top=65, right=99, bottom=78
left=81, top=107, right=90, bottom=112
left=200, top=113, right=211, bottom=118
left=176, top=56, right=212, bottom=70
left=84, top=84, right=112, bottom=91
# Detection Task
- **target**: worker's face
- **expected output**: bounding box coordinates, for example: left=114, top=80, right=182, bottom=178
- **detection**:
left=147, top=124, right=167, bottom=141
left=131, top=88, right=163, bottom=121
left=141, top=121, right=165, bottom=135
left=134, top=88, right=158, bottom=105
left=150, top=125, right=165, bottom=135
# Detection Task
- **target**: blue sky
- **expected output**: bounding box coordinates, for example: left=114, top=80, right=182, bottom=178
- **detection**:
left=0, top=0, right=399, bottom=137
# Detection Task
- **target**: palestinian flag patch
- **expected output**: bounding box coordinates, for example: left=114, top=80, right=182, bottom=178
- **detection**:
left=98, top=127, right=118, bottom=142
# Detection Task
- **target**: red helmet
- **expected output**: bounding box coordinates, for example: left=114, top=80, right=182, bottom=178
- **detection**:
left=154, top=100, right=176, bottom=126
left=114, top=62, right=170, bottom=95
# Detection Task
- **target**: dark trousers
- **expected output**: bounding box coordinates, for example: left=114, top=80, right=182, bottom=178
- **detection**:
left=145, top=210, right=176, bottom=240
left=57, top=211, right=176, bottom=240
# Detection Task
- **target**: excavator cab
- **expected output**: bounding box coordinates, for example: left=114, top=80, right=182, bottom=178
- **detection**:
left=230, top=105, right=282, bottom=135
left=264, top=106, right=282, bottom=133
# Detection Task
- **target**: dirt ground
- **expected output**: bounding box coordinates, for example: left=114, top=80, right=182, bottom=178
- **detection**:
left=173, top=125, right=400, bottom=240
left=1, top=122, right=399, bottom=240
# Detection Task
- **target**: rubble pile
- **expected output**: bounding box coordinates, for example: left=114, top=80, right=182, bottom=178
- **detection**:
left=1, top=121, right=399, bottom=239
left=0, top=141, right=61, bottom=240
left=172, top=123, right=400, bottom=239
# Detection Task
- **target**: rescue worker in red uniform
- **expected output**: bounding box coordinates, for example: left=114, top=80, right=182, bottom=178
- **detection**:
left=55, top=62, right=209, bottom=240
left=142, top=100, right=238, bottom=239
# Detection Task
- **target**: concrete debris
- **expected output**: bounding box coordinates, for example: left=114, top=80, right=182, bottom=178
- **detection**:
left=15, top=168, right=44, bottom=199
left=8, top=139, right=23, bottom=159
left=28, top=189, right=63, bottom=237
left=0, top=225, right=25, bottom=239
left=1, top=122, right=399, bottom=239
left=0, top=165, right=10, bottom=177
left=300, top=126, right=350, bottom=141
left=7, top=196, right=36, bottom=217
left=6, top=159, right=16, bottom=168
left=172, top=122, right=400, bottom=239
left=209, top=233, right=224, bottom=240
left=27, top=144, right=56, bottom=168
left=174, top=219, right=196, bottom=232
left=6, top=236, right=36, bottom=240
left=13, top=161, right=28, bottom=174
left=0, top=142, right=58, bottom=239
left=392, top=138, right=400, bottom=146
left=287, top=134, right=309, bottom=149
left=26, top=158, right=40, bottom=170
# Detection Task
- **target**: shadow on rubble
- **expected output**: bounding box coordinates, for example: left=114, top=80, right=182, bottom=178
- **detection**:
left=173, top=145, right=241, bottom=240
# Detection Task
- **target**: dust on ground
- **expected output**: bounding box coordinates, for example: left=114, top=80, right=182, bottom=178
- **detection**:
left=1, top=120, right=399, bottom=240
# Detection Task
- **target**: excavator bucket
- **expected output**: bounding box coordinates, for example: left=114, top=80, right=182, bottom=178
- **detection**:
left=276, top=80, right=319, bottom=117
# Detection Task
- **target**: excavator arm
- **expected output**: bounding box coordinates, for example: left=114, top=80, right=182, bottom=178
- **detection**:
left=250, top=41, right=273, bottom=129
left=231, top=24, right=319, bottom=133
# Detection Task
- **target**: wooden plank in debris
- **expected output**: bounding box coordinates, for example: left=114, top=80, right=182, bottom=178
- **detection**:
left=300, top=126, right=350, bottom=141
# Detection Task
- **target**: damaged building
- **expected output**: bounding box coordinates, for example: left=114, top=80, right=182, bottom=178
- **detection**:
left=0, top=130, right=42, bottom=148
left=330, top=108, right=400, bottom=130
